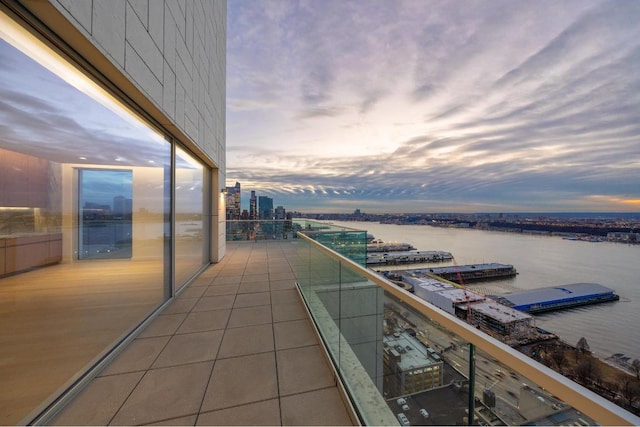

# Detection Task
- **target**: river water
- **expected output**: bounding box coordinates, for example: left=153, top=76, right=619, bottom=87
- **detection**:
left=331, top=220, right=640, bottom=362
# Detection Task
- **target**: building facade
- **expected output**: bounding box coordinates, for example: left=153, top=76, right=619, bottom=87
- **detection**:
left=225, top=181, right=241, bottom=220
left=258, top=195, right=274, bottom=220
left=249, top=190, right=257, bottom=220
left=0, top=0, right=225, bottom=424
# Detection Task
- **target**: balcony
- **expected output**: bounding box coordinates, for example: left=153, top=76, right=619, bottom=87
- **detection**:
left=49, top=238, right=354, bottom=426
left=49, top=220, right=639, bottom=425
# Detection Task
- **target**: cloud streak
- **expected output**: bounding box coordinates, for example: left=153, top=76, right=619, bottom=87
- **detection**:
left=227, top=0, right=640, bottom=212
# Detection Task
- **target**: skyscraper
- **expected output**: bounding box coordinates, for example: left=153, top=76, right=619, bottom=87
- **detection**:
left=275, top=205, right=286, bottom=220
left=249, top=191, right=257, bottom=220
left=225, top=181, right=241, bottom=220
left=259, top=196, right=274, bottom=220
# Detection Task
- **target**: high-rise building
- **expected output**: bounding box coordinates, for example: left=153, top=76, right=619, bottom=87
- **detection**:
left=259, top=196, right=274, bottom=220
left=249, top=191, right=257, bottom=220
left=275, top=205, right=286, bottom=220
left=225, top=181, right=241, bottom=220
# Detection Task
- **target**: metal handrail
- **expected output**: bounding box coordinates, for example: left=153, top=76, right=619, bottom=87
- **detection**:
left=295, top=231, right=640, bottom=426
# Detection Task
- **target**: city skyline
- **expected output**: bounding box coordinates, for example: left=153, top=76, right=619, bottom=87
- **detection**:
left=227, top=0, right=640, bottom=213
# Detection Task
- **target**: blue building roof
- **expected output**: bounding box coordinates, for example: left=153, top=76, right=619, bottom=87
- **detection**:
left=491, top=283, right=618, bottom=312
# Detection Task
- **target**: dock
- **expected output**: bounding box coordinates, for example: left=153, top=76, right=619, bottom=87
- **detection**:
left=488, top=283, right=619, bottom=314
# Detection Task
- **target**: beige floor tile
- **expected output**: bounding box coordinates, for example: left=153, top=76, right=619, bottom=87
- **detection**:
left=217, top=268, right=245, bottom=277
left=202, top=284, right=239, bottom=296
left=146, top=414, right=197, bottom=425
left=271, top=289, right=300, bottom=306
left=227, top=305, right=272, bottom=328
left=196, top=399, right=280, bottom=426
left=201, top=353, right=278, bottom=412
left=210, top=275, right=242, bottom=286
left=100, top=336, right=170, bottom=376
left=152, top=330, right=223, bottom=368
left=269, top=272, right=295, bottom=281
left=138, top=313, right=187, bottom=338
left=233, top=292, right=271, bottom=308
left=51, top=372, right=144, bottom=426
left=272, top=301, right=308, bottom=323
left=268, top=265, right=292, bottom=273
left=217, top=324, right=274, bottom=359
left=280, top=387, right=352, bottom=426
left=277, top=345, right=335, bottom=396
left=269, top=279, right=295, bottom=291
left=241, top=273, right=269, bottom=284
left=163, top=298, right=199, bottom=315
left=274, top=319, right=317, bottom=350
left=188, top=276, right=213, bottom=288
left=178, top=286, right=207, bottom=299
left=176, top=309, right=230, bottom=334
left=237, top=281, right=270, bottom=294
left=110, top=361, right=213, bottom=426
left=192, top=295, right=235, bottom=312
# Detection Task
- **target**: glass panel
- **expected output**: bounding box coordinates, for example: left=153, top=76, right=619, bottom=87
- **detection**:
left=295, top=229, right=638, bottom=425
left=0, top=21, right=170, bottom=424
left=174, top=146, right=206, bottom=290
left=383, top=291, right=474, bottom=426
left=78, top=169, right=132, bottom=259
left=226, top=219, right=296, bottom=241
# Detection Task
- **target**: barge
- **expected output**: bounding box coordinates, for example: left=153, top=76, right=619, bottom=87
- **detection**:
left=367, top=242, right=416, bottom=252
left=488, top=283, right=619, bottom=314
left=416, top=263, right=517, bottom=283
left=367, top=250, right=452, bottom=265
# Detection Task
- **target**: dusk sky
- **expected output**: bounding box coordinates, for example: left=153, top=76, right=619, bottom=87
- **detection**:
left=227, top=0, right=640, bottom=213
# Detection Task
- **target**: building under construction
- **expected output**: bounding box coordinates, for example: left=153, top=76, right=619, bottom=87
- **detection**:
left=398, top=274, right=540, bottom=345
left=455, top=301, right=535, bottom=343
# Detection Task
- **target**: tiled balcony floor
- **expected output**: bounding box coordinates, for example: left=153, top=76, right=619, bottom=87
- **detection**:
left=51, top=241, right=354, bottom=426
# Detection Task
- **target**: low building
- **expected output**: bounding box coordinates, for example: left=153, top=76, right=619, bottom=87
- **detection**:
left=383, top=331, right=444, bottom=397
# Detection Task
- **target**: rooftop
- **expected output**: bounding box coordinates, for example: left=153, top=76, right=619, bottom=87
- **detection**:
left=50, top=241, right=354, bottom=426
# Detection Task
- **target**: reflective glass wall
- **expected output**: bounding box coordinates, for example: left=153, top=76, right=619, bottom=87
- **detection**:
left=175, top=146, right=208, bottom=290
left=0, top=11, right=209, bottom=424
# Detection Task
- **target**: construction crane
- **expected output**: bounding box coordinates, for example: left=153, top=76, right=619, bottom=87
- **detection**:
left=451, top=255, right=473, bottom=324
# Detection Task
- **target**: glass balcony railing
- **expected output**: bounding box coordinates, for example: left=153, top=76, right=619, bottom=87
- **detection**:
left=226, top=219, right=368, bottom=266
left=225, top=219, right=299, bottom=241
left=293, top=229, right=640, bottom=426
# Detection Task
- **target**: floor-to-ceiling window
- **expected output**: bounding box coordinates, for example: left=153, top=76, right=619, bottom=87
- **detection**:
left=175, top=146, right=208, bottom=290
left=0, top=11, right=173, bottom=424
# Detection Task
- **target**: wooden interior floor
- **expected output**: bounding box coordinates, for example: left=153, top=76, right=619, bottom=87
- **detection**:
left=0, top=259, right=168, bottom=425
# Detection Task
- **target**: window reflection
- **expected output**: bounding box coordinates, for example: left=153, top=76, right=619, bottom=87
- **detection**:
left=0, top=19, right=170, bottom=425
left=78, top=169, right=133, bottom=259
left=175, top=146, right=207, bottom=289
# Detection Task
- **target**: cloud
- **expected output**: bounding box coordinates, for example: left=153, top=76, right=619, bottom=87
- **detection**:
left=227, top=0, right=640, bottom=212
